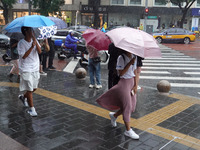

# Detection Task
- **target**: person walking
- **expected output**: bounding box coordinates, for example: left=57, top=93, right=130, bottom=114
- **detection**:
left=65, top=30, right=80, bottom=59
left=108, top=43, right=123, bottom=89
left=136, top=56, right=144, bottom=90
left=47, top=37, right=56, bottom=70
left=18, top=26, right=41, bottom=117
left=87, top=45, right=102, bottom=89
left=96, top=50, right=139, bottom=139
left=7, top=34, right=20, bottom=82
left=39, top=38, right=49, bottom=75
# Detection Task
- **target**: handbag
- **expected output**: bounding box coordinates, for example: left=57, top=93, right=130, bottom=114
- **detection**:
left=44, top=43, right=50, bottom=52
left=92, top=57, right=101, bottom=63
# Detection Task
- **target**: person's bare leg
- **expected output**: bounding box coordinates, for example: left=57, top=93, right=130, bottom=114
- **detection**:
left=25, top=91, right=33, bottom=107
left=114, top=109, right=122, bottom=118
left=124, top=121, right=131, bottom=131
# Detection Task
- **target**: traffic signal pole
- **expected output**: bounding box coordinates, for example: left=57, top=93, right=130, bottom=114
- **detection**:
left=144, top=0, right=148, bottom=32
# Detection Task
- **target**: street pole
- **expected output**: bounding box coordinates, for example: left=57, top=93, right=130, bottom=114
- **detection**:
left=28, top=0, right=32, bottom=15
left=144, top=0, right=148, bottom=32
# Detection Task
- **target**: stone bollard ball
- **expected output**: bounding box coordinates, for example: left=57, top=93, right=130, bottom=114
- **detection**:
left=157, top=80, right=171, bottom=93
left=75, top=68, right=87, bottom=79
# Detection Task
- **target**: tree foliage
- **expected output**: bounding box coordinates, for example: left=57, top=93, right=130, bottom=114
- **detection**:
left=169, top=0, right=196, bottom=28
left=32, top=0, right=65, bottom=16
left=0, top=0, right=17, bottom=24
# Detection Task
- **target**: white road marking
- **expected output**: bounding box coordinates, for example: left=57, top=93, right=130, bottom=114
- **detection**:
left=145, top=58, right=196, bottom=60
left=140, top=76, right=200, bottom=80
left=63, top=59, right=79, bottom=73
left=161, top=53, right=184, bottom=55
left=141, top=71, right=171, bottom=74
left=184, top=72, right=200, bottom=75
left=170, top=83, right=200, bottom=88
left=143, top=63, right=200, bottom=66
left=143, top=60, right=200, bottom=63
left=142, top=67, right=200, bottom=70
left=162, top=56, right=190, bottom=58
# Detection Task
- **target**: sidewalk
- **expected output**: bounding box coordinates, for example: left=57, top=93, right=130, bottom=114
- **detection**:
left=0, top=58, right=200, bottom=149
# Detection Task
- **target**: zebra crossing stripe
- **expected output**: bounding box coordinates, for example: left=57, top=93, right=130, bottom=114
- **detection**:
left=142, top=67, right=200, bottom=70
left=184, top=72, right=200, bottom=75
left=140, top=76, right=200, bottom=80
left=170, top=83, right=200, bottom=88
left=143, top=60, right=200, bottom=63
left=141, top=71, right=171, bottom=74
left=143, top=63, right=200, bottom=66
left=146, top=58, right=196, bottom=60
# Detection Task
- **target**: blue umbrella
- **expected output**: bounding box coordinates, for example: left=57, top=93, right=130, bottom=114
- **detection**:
left=5, top=15, right=55, bottom=32
left=47, top=17, right=67, bottom=29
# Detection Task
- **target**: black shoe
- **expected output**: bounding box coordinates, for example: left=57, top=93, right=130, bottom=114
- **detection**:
left=8, top=73, right=14, bottom=79
left=48, top=66, right=56, bottom=70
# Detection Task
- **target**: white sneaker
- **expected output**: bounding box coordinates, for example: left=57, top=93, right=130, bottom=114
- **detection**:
left=18, top=94, right=29, bottom=107
left=89, top=84, right=95, bottom=88
left=137, top=86, right=141, bottom=90
left=124, top=128, right=139, bottom=139
left=109, top=112, right=117, bottom=127
left=96, top=85, right=102, bottom=89
left=40, top=71, right=47, bottom=76
left=27, top=108, right=37, bottom=117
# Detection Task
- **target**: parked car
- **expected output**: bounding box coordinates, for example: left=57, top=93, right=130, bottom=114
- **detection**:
left=153, top=28, right=196, bottom=44
left=0, top=34, right=10, bottom=48
left=67, top=25, right=92, bottom=33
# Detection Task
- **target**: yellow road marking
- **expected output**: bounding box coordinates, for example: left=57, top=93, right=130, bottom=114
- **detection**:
left=1, top=82, right=200, bottom=149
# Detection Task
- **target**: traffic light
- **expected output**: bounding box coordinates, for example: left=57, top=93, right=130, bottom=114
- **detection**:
left=145, top=8, right=149, bottom=16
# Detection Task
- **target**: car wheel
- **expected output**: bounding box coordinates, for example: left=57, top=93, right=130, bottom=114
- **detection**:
left=183, top=37, right=190, bottom=44
left=156, top=37, right=162, bottom=44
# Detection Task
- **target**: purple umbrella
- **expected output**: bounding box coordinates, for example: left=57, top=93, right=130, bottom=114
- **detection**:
left=47, top=17, right=67, bottom=30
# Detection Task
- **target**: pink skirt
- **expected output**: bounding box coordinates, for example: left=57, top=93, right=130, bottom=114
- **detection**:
left=96, top=77, right=137, bottom=122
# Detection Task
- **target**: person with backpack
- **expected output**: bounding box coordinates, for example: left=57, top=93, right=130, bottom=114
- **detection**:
left=108, top=43, right=123, bottom=89
left=96, top=50, right=139, bottom=140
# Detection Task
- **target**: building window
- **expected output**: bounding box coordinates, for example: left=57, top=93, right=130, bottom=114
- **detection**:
left=154, top=0, right=166, bottom=6
left=17, top=0, right=28, bottom=3
left=111, top=0, right=125, bottom=5
left=197, top=0, right=200, bottom=6
left=129, top=0, right=141, bottom=5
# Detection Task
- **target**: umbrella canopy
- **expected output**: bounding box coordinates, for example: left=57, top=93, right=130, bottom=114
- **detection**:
left=47, top=17, right=67, bottom=29
left=82, top=29, right=111, bottom=51
left=106, top=27, right=161, bottom=58
left=37, top=25, right=57, bottom=39
left=5, top=15, right=55, bottom=32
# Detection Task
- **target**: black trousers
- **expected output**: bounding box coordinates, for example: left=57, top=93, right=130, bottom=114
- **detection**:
left=108, top=70, right=120, bottom=89
left=48, top=49, right=55, bottom=68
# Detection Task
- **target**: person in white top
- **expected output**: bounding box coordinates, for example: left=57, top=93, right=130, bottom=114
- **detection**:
left=97, top=50, right=139, bottom=140
left=18, top=26, right=41, bottom=117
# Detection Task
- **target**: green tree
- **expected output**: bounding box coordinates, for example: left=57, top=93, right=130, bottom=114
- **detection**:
left=170, top=0, right=196, bottom=28
left=32, top=0, right=65, bottom=16
left=0, top=0, right=17, bottom=24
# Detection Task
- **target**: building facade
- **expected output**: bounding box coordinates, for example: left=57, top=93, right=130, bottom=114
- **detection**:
left=1, top=0, right=200, bottom=31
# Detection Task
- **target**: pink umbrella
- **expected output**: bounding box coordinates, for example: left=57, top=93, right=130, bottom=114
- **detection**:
left=106, top=27, right=161, bottom=58
left=82, top=29, right=111, bottom=51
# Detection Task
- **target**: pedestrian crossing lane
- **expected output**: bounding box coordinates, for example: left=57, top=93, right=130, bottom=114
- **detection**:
left=140, top=46, right=200, bottom=90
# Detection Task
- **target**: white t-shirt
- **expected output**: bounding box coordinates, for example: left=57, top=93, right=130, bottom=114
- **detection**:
left=18, top=39, right=40, bottom=73
left=116, top=54, right=137, bottom=79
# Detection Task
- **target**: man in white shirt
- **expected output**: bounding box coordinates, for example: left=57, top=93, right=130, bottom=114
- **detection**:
left=18, top=26, right=41, bottom=117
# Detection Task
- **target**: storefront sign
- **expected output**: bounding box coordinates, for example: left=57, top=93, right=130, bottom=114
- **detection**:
left=147, top=16, right=157, bottom=19
left=191, top=8, right=200, bottom=16
left=82, top=5, right=107, bottom=13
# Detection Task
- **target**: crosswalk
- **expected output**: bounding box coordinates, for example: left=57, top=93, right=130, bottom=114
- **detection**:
left=140, top=44, right=200, bottom=96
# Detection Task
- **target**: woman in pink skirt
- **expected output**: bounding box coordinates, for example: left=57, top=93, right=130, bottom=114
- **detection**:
left=96, top=50, right=139, bottom=139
